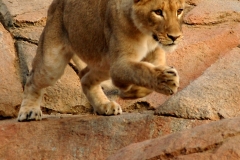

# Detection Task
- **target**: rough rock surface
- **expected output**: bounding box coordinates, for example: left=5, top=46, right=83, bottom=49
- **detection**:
left=156, top=48, right=240, bottom=120
left=184, top=0, right=240, bottom=25
left=0, top=23, right=22, bottom=118
left=0, top=112, right=210, bottom=160
left=108, top=117, right=240, bottom=160
left=0, top=0, right=51, bottom=27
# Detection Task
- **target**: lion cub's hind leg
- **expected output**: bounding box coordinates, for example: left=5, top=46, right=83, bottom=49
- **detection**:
left=18, top=72, right=43, bottom=121
left=18, top=44, right=72, bottom=121
left=80, top=69, right=122, bottom=115
left=18, top=0, right=75, bottom=121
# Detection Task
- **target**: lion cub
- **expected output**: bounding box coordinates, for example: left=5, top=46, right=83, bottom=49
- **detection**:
left=18, top=0, right=185, bottom=121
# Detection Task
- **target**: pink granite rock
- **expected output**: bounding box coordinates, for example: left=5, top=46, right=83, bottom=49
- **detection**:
left=108, top=117, right=240, bottom=160
left=0, top=23, right=22, bottom=118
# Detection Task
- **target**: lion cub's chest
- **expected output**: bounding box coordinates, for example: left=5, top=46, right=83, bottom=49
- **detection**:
left=134, top=36, right=159, bottom=61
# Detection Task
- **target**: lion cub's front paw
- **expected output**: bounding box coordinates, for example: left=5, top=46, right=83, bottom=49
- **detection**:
left=18, top=107, right=42, bottom=122
left=155, top=66, right=179, bottom=95
left=94, top=101, right=122, bottom=115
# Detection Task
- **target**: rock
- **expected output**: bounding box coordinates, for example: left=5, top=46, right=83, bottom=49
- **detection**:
left=169, top=24, right=240, bottom=90
left=0, top=0, right=13, bottom=27
left=11, top=26, right=44, bottom=44
left=14, top=9, right=47, bottom=27
left=0, top=0, right=51, bottom=17
left=0, top=23, right=22, bottom=118
left=184, top=0, right=240, bottom=25
left=0, top=112, right=210, bottom=159
left=0, top=0, right=51, bottom=27
left=155, top=48, right=240, bottom=120
left=43, top=66, right=91, bottom=115
left=108, top=116, right=240, bottom=160
left=186, top=0, right=204, bottom=6
left=15, top=40, right=37, bottom=85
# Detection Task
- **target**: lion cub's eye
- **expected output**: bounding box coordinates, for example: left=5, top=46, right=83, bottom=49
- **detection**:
left=177, top=9, right=183, bottom=16
left=153, top=9, right=163, bottom=17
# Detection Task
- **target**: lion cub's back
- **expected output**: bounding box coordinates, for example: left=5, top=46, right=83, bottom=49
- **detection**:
left=63, top=0, right=111, bottom=65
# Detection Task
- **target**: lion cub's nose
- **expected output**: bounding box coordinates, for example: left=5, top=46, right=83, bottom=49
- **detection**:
left=167, top=34, right=181, bottom=42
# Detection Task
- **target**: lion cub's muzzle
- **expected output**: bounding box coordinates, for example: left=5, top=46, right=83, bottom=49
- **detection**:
left=152, top=33, right=183, bottom=46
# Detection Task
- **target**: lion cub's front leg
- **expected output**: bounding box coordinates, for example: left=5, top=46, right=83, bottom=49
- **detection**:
left=112, top=63, right=179, bottom=97
left=110, top=47, right=179, bottom=96
left=117, top=47, right=179, bottom=98
left=81, top=69, right=122, bottom=115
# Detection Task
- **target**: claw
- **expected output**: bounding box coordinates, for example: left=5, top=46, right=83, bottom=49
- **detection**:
left=17, top=107, right=42, bottom=122
left=166, top=71, right=177, bottom=76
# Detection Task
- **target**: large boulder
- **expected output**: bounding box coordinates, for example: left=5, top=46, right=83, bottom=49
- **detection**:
left=0, top=0, right=52, bottom=27
left=156, top=48, right=240, bottom=120
left=184, top=0, right=240, bottom=25
left=108, top=116, right=240, bottom=160
left=0, top=23, right=22, bottom=118
left=0, top=112, right=210, bottom=159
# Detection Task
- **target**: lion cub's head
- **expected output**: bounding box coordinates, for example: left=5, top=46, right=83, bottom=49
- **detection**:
left=132, top=0, right=185, bottom=51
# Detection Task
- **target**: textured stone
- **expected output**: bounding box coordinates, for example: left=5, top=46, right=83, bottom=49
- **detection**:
left=184, top=0, right=240, bottom=25
left=168, top=24, right=240, bottom=90
left=1, top=0, right=51, bottom=17
left=0, top=0, right=13, bottom=27
left=15, top=41, right=37, bottom=85
left=11, top=26, right=44, bottom=44
left=0, top=0, right=51, bottom=27
left=43, top=66, right=91, bottom=114
left=0, top=23, right=22, bottom=118
left=185, top=0, right=204, bottom=6
left=0, top=112, right=210, bottom=160
left=14, top=9, right=47, bottom=27
left=108, top=117, right=240, bottom=160
left=156, top=48, right=240, bottom=120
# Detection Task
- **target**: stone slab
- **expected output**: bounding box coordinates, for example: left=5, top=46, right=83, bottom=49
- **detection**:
left=0, top=23, right=22, bottom=118
left=156, top=48, right=240, bottom=120
left=184, top=0, right=240, bottom=25
left=0, top=112, right=210, bottom=159
left=108, top=116, right=240, bottom=160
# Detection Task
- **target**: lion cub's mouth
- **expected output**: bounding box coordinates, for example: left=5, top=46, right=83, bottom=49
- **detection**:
left=152, top=34, right=159, bottom=42
left=152, top=34, right=176, bottom=46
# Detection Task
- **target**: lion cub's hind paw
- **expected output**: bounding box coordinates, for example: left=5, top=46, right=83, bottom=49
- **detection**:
left=94, top=101, right=122, bottom=115
left=18, top=107, right=42, bottom=122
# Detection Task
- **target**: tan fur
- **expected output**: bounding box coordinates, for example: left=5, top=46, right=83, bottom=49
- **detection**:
left=18, top=0, right=185, bottom=121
